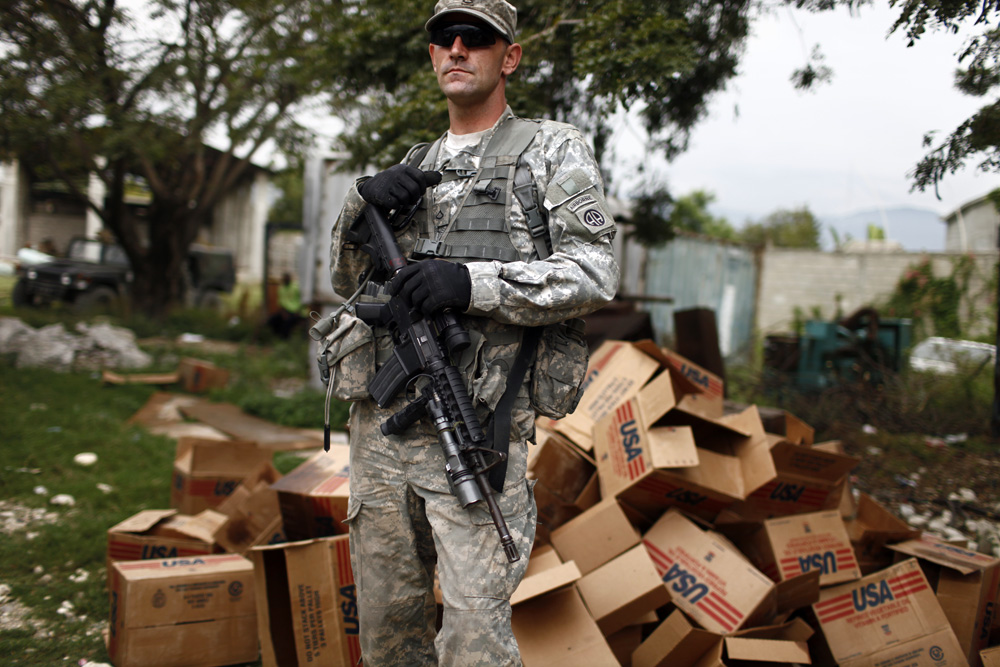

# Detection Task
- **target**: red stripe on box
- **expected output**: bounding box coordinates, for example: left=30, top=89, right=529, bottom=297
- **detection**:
left=314, top=475, right=348, bottom=494
left=642, top=540, right=674, bottom=577
left=697, top=596, right=735, bottom=632
left=893, top=583, right=929, bottom=597
left=708, top=591, right=744, bottom=620
left=815, top=592, right=852, bottom=610
left=349, top=638, right=362, bottom=666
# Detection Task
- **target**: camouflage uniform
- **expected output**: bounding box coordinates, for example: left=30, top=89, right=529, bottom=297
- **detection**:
left=329, top=106, right=619, bottom=666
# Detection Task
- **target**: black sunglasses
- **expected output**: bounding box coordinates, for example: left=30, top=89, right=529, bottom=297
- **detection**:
left=429, top=24, right=498, bottom=49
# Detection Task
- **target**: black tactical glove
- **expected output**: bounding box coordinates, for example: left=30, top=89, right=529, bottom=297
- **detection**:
left=358, top=165, right=442, bottom=210
left=390, top=260, right=472, bottom=316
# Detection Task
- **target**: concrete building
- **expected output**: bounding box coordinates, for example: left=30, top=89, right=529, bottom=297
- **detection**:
left=0, top=157, right=273, bottom=284
left=944, top=191, right=1000, bottom=252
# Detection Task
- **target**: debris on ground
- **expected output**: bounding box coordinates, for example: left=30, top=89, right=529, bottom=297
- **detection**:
left=73, top=452, right=98, bottom=466
left=0, top=317, right=151, bottom=371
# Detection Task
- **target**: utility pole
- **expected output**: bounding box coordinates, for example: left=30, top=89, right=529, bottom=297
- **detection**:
left=993, top=221, right=1000, bottom=437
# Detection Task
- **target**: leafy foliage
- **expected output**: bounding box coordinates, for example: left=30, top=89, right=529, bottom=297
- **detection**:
left=330, top=0, right=756, bottom=169
left=882, top=255, right=996, bottom=341
left=668, top=189, right=738, bottom=240
left=268, top=166, right=306, bottom=226
left=0, top=0, right=331, bottom=315
left=740, top=206, right=822, bottom=248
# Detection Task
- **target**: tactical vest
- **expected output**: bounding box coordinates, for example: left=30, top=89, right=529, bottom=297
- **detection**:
left=407, top=117, right=553, bottom=263
left=402, top=117, right=552, bottom=492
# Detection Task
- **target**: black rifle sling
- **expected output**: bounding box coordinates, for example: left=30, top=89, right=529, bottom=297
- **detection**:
left=407, top=122, right=549, bottom=494
left=486, top=324, right=542, bottom=492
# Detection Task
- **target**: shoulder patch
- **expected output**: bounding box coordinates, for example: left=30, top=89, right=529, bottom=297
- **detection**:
left=578, top=208, right=610, bottom=230
left=549, top=186, right=616, bottom=242
left=566, top=194, right=597, bottom=213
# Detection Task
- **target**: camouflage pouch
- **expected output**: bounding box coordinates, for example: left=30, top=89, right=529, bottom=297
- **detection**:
left=313, top=311, right=375, bottom=402
left=529, top=318, right=589, bottom=419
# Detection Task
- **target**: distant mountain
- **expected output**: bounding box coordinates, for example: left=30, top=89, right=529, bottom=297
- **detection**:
left=709, top=205, right=948, bottom=251
left=818, top=207, right=945, bottom=252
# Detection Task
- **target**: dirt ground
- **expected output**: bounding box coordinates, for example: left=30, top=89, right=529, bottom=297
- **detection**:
left=842, top=432, right=1000, bottom=550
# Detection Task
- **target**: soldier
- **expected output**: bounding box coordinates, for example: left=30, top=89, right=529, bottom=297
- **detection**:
left=328, top=0, right=619, bottom=664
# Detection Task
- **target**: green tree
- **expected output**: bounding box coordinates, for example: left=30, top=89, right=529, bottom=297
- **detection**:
left=668, top=190, right=737, bottom=241
left=0, top=1, right=328, bottom=316
left=328, top=0, right=757, bottom=172
left=740, top=206, right=822, bottom=248
left=268, top=166, right=305, bottom=226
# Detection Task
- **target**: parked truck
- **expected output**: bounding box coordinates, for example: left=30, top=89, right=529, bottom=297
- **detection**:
left=12, top=237, right=236, bottom=312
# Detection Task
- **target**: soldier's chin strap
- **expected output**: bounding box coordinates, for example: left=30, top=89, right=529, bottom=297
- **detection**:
left=486, top=325, right=542, bottom=493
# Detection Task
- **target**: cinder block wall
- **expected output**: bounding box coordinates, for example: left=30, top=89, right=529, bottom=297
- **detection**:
left=756, top=249, right=998, bottom=336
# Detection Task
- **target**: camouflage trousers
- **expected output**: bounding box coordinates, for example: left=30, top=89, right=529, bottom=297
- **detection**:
left=345, top=399, right=537, bottom=667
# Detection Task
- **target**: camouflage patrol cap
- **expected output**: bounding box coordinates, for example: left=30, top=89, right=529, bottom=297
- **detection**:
left=425, top=0, right=517, bottom=44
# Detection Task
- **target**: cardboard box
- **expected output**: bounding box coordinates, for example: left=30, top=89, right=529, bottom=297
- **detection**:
left=643, top=509, right=776, bottom=634
left=510, top=545, right=582, bottom=605
left=759, top=409, right=814, bottom=446
left=576, top=544, right=673, bottom=636
left=170, top=437, right=271, bottom=515
left=889, top=535, right=1000, bottom=666
left=812, top=557, right=969, bottom=666
left=632, top=608, right=814, bottom=667
left=512, top=587, right=620, bottom=666
left=540, top=340, right=720, bottom=453
left=734, top=438, right=858, bottom=519
left=107, top=553, right=257, bottom=667
left=251, top=536, right=361, bottom=667
left=271, top=446, right=351, bottom=540
left=528, top=429, right=597, bottom=505
left=212, top=461, right=286, bottom=553
left=608, top=623, right=646, bottom=667
left=550, top=498, right=640, bottom=575
left=982, top=646, right=1000, bottom=667
left=528, top=429, right=600, bottom=537
left=107, top=509, right=225, bottom=565
left=541, top=340, right=664, bottom=451
left=846, top=493, right=921, bottom=574
left=658, top=346, right=725, bottom=409
left=737, top=510, right=861, bottom=587
left=178, top=356, right=230, bottom=393
left=593, top=381, right=776, bottom=521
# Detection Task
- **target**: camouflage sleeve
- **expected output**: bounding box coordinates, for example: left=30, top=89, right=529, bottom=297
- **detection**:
left=329, top=182, right=372, bottom=299
left=464, top=128, right=619, bottom=326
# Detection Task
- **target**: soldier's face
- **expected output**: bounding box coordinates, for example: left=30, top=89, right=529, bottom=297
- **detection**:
left=429, top=20, right=520, bottom=107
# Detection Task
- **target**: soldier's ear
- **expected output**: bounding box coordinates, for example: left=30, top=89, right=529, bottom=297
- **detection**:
left=502, top=43, right=521, bottom=77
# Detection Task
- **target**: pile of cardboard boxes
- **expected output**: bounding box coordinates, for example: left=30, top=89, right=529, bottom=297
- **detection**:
left=104, top=339, right=1000, bottom=667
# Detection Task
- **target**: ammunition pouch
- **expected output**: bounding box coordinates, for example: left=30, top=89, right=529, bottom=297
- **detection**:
left=529, top=318, right=589, bottom=420
left=313, top=311, right=376, bottom=402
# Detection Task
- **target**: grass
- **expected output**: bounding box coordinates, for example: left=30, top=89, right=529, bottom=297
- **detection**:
left=1, top=366, right=169, bottom=663
left=0, top=306, right=351, bottom=665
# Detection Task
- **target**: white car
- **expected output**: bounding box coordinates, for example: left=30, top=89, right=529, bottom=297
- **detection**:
left=909, top=337, right=995, bottom=375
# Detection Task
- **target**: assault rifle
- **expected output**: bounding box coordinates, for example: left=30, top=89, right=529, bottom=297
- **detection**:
left=344, top=201, right=520, bottom=563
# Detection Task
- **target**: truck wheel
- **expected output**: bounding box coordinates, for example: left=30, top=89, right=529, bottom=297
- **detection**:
left=11, top=279, right=32, bottom=307
left=74, top=286, right=120, bottom=314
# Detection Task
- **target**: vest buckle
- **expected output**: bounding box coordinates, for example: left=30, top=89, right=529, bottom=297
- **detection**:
left=413, top=238, right=445, bottom=258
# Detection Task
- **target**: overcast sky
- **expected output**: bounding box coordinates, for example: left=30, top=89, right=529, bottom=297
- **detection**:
left=604, top=2, right=996, bottom=226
